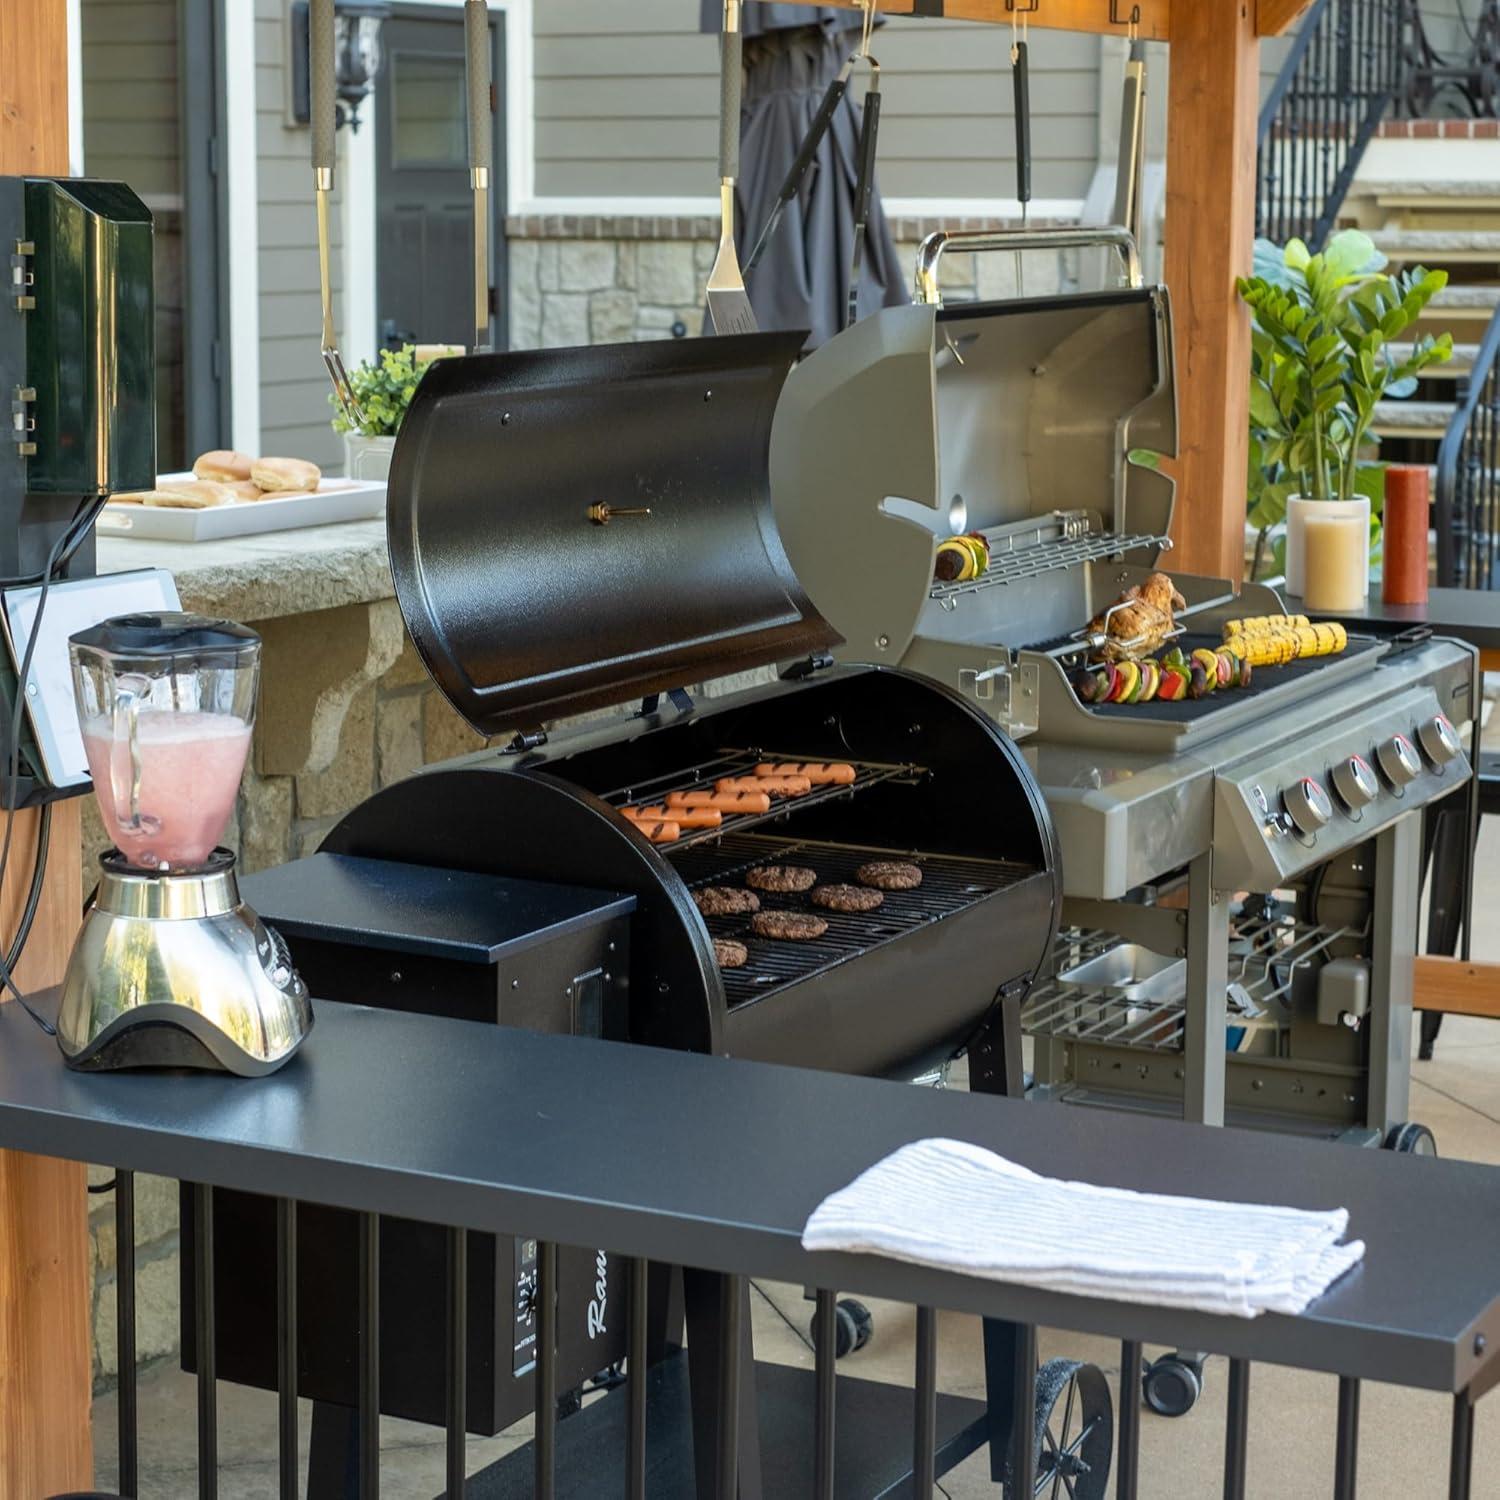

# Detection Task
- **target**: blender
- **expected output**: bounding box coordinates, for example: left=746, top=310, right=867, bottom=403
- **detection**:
left=56, top=613, right=312, bottom=1074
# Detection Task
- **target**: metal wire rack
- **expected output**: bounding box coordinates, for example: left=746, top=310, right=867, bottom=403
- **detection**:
left=672, top=833, right=1035, bottom=1007
left=929, top=530, right=1171, bottom=604
left=1023, top=909, right=1368, bottom=1053
left=597, top=749, right=927, bottom=851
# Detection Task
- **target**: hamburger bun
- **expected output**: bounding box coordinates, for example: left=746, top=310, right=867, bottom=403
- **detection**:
left=251, top=457, right=322, bottom=493
left=193, top=450, right=254, bottom=483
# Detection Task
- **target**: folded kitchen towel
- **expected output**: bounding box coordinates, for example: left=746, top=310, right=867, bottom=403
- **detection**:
left=801, top=1138, right=1364, bottom=1319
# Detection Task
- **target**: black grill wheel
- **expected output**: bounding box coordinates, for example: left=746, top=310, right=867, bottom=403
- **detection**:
left=1142, top=1351, right=1204, bottom=1417
left=1032, top=1357, right=1112, bottom=1498
left=1385, top=1121, right=1439, bottom=1156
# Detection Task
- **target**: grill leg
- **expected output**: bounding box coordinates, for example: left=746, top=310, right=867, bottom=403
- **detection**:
left=1007, top=1322, right=1038, bottom=1500
left=982, top=1318, right=1022, bottom=1485
left=1117, top=1340, right=1143, bottom=1500
left=1334, top=1376, right=1359, bottom=1500
left=1223, top=1358, right=1250, bottom=1500
left=1450, top=1388, right=1475, bottom=1500
left=536, top=1241, right=557, bottom=1500
left=1370, top=815, right=1419, bottom=1135
left=116, top=1170, right=137, bottom=1500
left=1185, top=852, right=1230, bottom=1126
left=968, top=985, right=1026, bottom=1100
left=684, top=1269, right=762, bottom=1500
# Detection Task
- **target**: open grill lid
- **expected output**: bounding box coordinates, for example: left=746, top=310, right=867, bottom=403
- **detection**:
left=386, top=332, right=840, bottom=737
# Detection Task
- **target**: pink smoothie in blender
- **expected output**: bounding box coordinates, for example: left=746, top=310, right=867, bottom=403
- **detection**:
left=82, top=710, right=252, bottom=870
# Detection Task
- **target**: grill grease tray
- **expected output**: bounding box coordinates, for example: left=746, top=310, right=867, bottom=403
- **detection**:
left=672, top=834, right=1034, bottom=1008
left=598, top=750, right=927, bottom=851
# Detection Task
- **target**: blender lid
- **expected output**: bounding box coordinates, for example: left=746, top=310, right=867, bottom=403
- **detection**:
left=70, top=612, right=260, bottom=665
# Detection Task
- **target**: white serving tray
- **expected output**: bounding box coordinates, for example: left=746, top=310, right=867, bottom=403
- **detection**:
left=95, top=472, right=387, bottom=542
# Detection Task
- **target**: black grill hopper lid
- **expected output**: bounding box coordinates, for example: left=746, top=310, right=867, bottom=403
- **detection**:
left=387, top=332, right=841, bottom=736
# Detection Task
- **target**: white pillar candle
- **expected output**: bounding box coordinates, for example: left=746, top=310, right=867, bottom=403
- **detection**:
left=1302, top=511, right=1368, bottom=612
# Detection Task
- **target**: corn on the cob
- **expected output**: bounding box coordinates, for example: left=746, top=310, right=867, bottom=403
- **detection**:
left=1223, top=613, right=1310, bottom=637
left=1221, top=621, right=1346, bottom=666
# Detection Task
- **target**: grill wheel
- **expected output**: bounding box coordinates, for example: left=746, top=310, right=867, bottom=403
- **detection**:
left=1033, top=1357, right=1113, bottom=1498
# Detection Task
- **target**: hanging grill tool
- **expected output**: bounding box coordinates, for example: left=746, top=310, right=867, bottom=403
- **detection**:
left=311, top=0, right=364, bottom=427
left=845, top=3, right=882, bottom=329
left=705, top=0, right=759, bottom=335
left=1113, top=33, right=1147, bottom=245
left=465, top=0, right=493, bottom=354
left=1010, top=1, right=1032, bottom=296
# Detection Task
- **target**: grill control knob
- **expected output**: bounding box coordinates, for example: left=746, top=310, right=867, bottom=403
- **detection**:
left=1417, top=713, right=1462, bottom=767
left=1331, top=754, right=1379, bottom=812
left=1282, top=776, right=1333, bottom=835
left=1377, top=733, right=1421, bottom=788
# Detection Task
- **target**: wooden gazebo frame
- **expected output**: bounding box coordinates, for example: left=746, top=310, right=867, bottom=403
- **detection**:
left=0, top=0, right=1314, bottom=1488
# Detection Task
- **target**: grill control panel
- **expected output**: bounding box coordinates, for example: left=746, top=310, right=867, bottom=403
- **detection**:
left=512, top=1237, right=539, bottom=1375
left=1214, top=685, right=1470, bottom=890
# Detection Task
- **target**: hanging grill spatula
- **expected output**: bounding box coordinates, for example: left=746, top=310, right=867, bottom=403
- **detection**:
left=311, top=0, right=364, bottom=426
left=1113, top=40, right=1148, bottom=248
left=465, top=0, right=493, bottom=354
left=705, top=0, right=758, bottom=336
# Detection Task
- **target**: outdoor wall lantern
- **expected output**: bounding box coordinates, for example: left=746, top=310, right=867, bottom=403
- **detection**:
left=291, top=1, right=393, bottom=134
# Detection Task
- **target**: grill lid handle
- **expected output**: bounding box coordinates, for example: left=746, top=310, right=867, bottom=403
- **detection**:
left=914, top=226, right=1143, bottom=306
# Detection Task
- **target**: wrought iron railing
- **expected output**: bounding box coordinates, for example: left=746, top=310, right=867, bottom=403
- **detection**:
left=1402, top=0, right=1500, bottom=116
left=1437, top=307, right=1500, bottom=587
left=1256, top=0, right=1405, bottom=249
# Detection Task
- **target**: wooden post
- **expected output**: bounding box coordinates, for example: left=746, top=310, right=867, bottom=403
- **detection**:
left=1162, top=0, right=1260, bottom=584
left=0, top=1, right=95, bottom=1494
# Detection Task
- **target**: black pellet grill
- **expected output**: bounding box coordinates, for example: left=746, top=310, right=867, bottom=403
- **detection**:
left=184, top=330, right=1062, bottom=1444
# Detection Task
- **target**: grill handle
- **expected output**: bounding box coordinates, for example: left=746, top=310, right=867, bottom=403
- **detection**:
left=914, top=226, right=1142, bottom=305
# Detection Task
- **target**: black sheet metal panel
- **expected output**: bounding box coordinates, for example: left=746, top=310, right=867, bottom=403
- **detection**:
left=386, top=332, right=839, bottom=736
left=240, top=854, right=635, bottom=964
left=5, top=994, right=1499, bottom=1397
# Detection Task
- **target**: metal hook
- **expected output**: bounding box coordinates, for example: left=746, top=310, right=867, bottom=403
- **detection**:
left=1109, top=0, right=1141, bottom=32
left=1005, top=0, right=1040, bottom=10
left=858, top=0, right=879, bottom=61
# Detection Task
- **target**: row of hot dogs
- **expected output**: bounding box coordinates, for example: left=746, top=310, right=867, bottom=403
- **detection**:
left=620, top=762, right=857, bottom=844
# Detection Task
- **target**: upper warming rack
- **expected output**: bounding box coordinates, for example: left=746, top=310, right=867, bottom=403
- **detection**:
left=929, top=525, right=1174, bottom=605
left=596, top=749, right=928, bottom=852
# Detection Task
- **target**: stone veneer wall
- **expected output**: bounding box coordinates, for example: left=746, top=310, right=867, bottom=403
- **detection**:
left=86, top=209, right=1073, bottom=1391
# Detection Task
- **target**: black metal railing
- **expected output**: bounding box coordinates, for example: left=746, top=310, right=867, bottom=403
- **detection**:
left=1437, top=307, right=1500, bottom=587
left=1402, top=0, right=1500, bottom=116
left=1256, top=0, right=1404, bottom=248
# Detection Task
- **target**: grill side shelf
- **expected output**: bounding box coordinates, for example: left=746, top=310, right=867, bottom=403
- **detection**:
left=597, top=750, right=929, bottom=852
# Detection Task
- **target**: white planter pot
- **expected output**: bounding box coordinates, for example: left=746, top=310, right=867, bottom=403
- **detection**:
left=342, top=432, right=397, bottom=483
left=1286, top=495, right=1370, bottom=607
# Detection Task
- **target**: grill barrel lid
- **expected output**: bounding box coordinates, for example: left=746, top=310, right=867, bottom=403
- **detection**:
left=386, top=332, right=840, bottom=737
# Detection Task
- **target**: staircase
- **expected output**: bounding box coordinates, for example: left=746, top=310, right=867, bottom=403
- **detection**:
left=1358, top=181, right=1500, bottom=470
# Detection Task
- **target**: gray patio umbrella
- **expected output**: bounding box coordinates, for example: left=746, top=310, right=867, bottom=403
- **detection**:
left=700, top=3, right=909, bottom=349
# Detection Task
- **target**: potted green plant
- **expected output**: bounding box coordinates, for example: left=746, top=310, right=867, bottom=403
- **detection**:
left=1238, top=230, right=1452, bottom=596
left=329, top=344, right=441, bottom=482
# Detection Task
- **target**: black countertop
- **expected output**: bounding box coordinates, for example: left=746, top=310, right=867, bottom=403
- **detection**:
left=0, top=994, right=1497, bottom=1396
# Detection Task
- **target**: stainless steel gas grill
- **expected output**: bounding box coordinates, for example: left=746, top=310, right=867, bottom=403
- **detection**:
left=186, top=326, right=1073, bottom=1487
left=770, top=227, right=1479, bottom=1154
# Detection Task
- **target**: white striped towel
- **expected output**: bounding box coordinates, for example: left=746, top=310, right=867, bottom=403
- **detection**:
left=801, top=1138, right=1364, bottom=1319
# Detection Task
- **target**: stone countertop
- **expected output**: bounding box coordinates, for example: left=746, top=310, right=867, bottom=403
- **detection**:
left=96, top=519, right=393, bottom=622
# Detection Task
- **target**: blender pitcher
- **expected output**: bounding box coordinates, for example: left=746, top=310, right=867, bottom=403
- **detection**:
left=70, top=614, right=259, bottom=871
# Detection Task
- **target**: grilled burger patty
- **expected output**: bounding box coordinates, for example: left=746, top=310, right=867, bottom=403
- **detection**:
left=751, top=911, right=828, bottom=941
left=746, top=865, right=818, bottom=894
left=857, top=860, right=923, bottom=891
left=693, top=886, right=761, bottom=916
left=810, top=883, right=885, bottom=913
left=713, top=938, right=749, bottom=969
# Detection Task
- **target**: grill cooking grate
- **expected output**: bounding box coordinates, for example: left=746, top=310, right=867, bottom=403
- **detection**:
left=673, top=834, right=1036, bottom=1007
left=598, top=750, right=926, bottom=851
left=929, top=530, right=1171, bottom=604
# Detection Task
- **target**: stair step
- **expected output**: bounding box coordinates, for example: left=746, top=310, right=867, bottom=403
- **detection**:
left=1373, top=228, right=1500, bottom=262
left=1388, top=341, right=1479, bottom=376
left=1371, top=399, right=1456, bottom=439
left=1371, top=180, right=1500, bottom=208
left=1430, top=284, right=1500, bottom=317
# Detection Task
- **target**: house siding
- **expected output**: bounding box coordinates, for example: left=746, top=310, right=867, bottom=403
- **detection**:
left=81, top=0, right=180, bottom=200
left=533, top=4, right=1104, bottom=202
left=255, top=0, right=346, bottom=472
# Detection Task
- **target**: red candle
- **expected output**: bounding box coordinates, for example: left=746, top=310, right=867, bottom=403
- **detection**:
left=1382, top=465, right=1429, bottom=606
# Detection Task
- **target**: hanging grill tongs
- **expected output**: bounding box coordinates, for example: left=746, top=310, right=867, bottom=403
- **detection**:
left=845, top=1, right=882, bottom=329
left=1113, top=37, right=1148, bottom=248
left=1010, top=1, right=1033, bottom=297
left=311, top=0, right=364, bottom=427
left=465, top=0, right=493, bottom=354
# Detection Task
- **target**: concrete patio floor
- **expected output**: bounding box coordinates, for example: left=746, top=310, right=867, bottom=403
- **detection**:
left=91, top=821, right=1500, bottom=1497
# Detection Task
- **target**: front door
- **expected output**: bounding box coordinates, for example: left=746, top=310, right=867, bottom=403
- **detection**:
left=375, top=8, right=506, bottom=351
